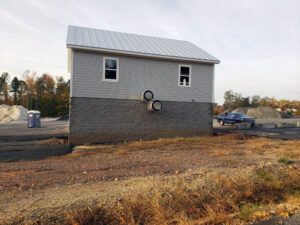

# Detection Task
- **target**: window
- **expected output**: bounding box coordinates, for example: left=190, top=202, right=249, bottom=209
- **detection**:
left=178, top=65, right=191, bottom=87
left=103, top=57, right=119, bottom=82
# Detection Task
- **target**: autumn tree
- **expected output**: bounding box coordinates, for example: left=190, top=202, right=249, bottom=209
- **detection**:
left=55, top=76, right=70, bottom=116
left=24, top=71, right=37, bottom=110
left=36, top=74, right=56, bottom=116
left=259, top=97, right=271, bottom=107
left=18, top=80, right=28, bottom=105
left=222, top=90, right=300, bottom=116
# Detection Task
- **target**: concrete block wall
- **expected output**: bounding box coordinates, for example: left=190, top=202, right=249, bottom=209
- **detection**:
left=69, top=97, right=212, bottom=145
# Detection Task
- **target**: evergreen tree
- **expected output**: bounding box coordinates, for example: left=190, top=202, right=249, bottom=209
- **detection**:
left=10, top=77, right=20, bottom=104
left=0, top=72, right=9, bottom=103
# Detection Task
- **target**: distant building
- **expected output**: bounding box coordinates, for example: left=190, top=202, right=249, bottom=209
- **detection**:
left=66, top=25, right=220, bottom=144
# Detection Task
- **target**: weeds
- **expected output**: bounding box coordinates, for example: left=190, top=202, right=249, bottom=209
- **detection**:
left=58, top=166, right=300, bottom=225
left=239, top=203, right=261, bottom=220
left=257, top=170, right=273, bottom=181
left=3, top=134, right=300, bottom=225
left=278, top=157, right=293, bottom=165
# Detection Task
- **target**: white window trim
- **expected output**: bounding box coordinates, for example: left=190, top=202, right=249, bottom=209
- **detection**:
left=178, top=64, right=192, bottom=87
left=103, top=57, right=119, bottom=82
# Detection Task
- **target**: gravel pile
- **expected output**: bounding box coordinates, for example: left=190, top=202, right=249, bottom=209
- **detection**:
left=233, top=106, right=282, bottom=119
left=0, top=104, right=28, bottom=123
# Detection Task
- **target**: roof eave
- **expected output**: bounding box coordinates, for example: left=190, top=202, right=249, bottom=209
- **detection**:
left=66, top=44, right=220, bottom=64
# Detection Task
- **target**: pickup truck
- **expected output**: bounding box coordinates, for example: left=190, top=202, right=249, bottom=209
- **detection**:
left=217, top=112, right=255, bottom=128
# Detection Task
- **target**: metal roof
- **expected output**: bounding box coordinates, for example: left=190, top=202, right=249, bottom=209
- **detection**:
left=67, top=25, right=220, bottom=64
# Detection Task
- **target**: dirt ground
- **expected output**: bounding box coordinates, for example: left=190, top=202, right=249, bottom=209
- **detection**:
left=0, top=135, right=279, bottom=191
left=0, top=134, right=300, bottom=224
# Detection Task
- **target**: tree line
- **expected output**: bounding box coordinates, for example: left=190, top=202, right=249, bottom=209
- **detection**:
left=0, top=71, right=69, bottom=117
left=214, top=90, right=300, bottom=116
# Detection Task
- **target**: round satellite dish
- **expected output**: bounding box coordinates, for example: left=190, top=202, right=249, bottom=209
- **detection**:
left=143, top=90, right=154, bottom=101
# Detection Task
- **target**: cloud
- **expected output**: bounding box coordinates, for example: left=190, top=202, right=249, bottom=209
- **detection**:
left=0, top=0, right=299, bottom=103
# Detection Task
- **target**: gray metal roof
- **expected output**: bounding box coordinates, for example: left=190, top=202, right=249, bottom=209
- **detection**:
left=67, top=25, right=220, bottom=64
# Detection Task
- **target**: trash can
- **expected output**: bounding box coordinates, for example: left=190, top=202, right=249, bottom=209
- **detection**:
left=28, top=110, right=41, bottom=128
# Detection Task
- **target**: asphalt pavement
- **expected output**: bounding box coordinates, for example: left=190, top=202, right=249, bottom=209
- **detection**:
left=214, top=119, right=300, bottom=140
left=0, top=119, right=68, bottom=142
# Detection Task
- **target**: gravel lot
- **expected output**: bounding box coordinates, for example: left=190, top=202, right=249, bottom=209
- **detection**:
left=0, top=134, right=299, bottom=224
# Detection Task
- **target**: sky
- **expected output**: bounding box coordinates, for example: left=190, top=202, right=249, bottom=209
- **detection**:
left=0, top=0, right=299, bottom=104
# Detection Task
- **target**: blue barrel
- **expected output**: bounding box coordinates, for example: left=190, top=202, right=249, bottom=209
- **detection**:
left=28, top=111, right=41, bottom=128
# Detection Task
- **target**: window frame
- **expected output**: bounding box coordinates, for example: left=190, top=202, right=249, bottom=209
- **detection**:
left=178, top=64, right=192, bottom=87
left=103, top=57, right=119, bottom=82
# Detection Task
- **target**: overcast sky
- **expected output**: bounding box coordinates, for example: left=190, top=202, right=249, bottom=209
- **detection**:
left=0, top=0, right=299, bottom=104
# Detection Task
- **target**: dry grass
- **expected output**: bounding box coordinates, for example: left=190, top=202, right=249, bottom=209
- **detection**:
left=3, top=133, right=300, bottom=225
left=66, top=166, right=300, bottom=225
left=15, top=164, right=300, bottom=225
left=64, top=135, right=300, bottom=224
left=71, top=135, right=300, bottom=167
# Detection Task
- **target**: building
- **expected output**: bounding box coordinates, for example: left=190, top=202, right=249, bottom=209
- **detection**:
left=66, top=25, right=220, bottom=145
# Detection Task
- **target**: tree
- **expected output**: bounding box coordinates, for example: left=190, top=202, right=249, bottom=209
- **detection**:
left=55, top=76, right=70, bottom=116
left=10, top=77, right=20, bottom=104
left=222, top=90, right=300, bottom=116
left=44, top=74, right=55, bottom=94
left=259, top=97, right=270, bottom=107
left=35, top=74, right=57, bottom=116
left=18, top=80, right=27, bottom=105
left=223, top=90, right=235, bottom=109
left=36, top=74, right=55, bottom=96
left=240, top=97, right=250, bottom=107
left=223, top=90, right=249, bottom=109
left=0, top=72, right=9, bottom=103
left=278, top=99, right=289, bottom=111
left=251, top=95, right=260, bottom=107
left=232, top=92, right=243, bottom=108
left=24, top=71, right=37, bottom=110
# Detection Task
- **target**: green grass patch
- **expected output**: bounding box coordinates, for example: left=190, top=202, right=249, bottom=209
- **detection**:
left=278, top=157, right=293, bottom=165
left=257, top=170, right=273, bottom=181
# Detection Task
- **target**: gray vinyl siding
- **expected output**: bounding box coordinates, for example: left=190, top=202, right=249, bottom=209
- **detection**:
left=71, top=50, right=214, bottom=103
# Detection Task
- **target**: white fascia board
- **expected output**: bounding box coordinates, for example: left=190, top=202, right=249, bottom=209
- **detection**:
left=66, top=45, right=220, bottom=64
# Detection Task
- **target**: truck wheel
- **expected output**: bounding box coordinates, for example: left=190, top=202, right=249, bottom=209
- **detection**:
left=221, top=120, right=225, bottom=126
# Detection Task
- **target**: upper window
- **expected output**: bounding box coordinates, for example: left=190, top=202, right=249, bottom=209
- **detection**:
left=178, top=65, right=191, bottom=87
left=103, top=57, right=119, bottom=82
